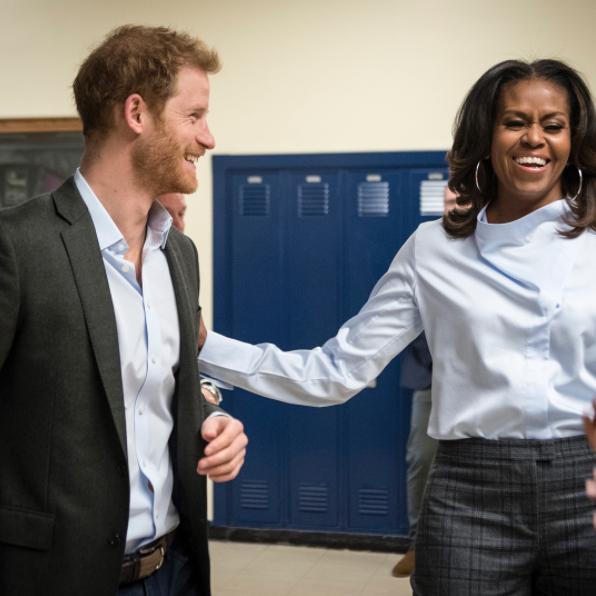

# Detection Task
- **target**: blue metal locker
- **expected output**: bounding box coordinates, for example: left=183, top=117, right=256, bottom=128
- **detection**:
left=212, top=152, right=448, bottom=538
left=222, top=172, right=285, bottom=526
left=285, top=170, right=343, bottom=529
left=342, top=169, right=410, bottom=533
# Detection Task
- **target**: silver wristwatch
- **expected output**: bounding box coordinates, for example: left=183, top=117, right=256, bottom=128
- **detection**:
left=200, top=379, right=223, bottom=405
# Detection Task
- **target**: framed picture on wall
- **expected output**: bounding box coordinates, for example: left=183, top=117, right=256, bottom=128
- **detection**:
left=0, top=118, right=83, bottom=208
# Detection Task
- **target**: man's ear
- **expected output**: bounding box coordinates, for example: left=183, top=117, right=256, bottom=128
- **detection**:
left=122, top=93, right=149, bottom=134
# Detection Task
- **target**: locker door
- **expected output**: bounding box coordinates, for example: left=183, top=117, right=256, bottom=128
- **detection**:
left=342, top=169, right=410, bottom=533
left=212, top=152, right=450, bottom=536
left=407, top=168, right=450, bottom=227
left=284, top=170, right=343, bottom=529
left=217, top=171, right=286, bottom=526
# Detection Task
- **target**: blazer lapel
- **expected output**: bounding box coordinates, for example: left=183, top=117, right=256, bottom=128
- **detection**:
left=164, top=235, right=205, bottom=511
left=54, top=179, right=127, bottom=458
left=164, top=238, right=198, bottom=388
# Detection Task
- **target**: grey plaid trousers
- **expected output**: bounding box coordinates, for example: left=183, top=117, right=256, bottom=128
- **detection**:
left=411, top=436, right=596, bottom=595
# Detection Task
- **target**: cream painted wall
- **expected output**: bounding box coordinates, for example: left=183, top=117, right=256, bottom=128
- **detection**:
left=2, top=0, right=595, bottom=322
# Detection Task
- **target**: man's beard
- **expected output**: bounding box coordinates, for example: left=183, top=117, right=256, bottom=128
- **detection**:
left=132, top=124, right=198, bottom=196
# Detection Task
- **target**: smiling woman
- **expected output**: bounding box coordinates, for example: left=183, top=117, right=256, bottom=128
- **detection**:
left=489, top=79, right=571, bottom=221
left=445, top=59, right=596, bottom=237
left=198, top=58, right=596, bottom=596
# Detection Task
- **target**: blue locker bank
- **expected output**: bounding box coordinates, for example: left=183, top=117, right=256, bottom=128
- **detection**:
left=211, top=151, right=447, bottom=540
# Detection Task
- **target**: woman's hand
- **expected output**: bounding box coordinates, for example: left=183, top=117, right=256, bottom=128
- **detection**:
left=584, top=398, right=596, bottom=529
left=582, top=398, right=596, bottom=451
left=586, top=468, right=596, bottom=529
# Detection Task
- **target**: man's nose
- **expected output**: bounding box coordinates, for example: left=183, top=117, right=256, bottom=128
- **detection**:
left=198, top=121, right=215, bottom=150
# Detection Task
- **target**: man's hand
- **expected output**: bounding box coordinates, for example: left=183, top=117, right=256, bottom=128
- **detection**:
left=197, top=416, right=247, bottom=482
left=583, top=398, right=596, bottom=451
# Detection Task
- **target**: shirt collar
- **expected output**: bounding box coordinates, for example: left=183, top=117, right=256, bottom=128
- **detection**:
left=476, top=199, right=570, bottom=249
left=74, top=168, right=124, bottom=252
left=74, top=168, right=173, bottom=253
left=147, top=201, right=173, bottom=250
left=474, top=198, right=578, bottom=296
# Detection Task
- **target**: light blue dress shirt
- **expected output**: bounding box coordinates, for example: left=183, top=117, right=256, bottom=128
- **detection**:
left=74, top=170, right=180, bottom=552
left=199, top=199, right=595, bottom=440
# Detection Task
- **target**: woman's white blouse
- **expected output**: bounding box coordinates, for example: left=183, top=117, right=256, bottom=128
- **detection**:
left=199, top=199, right=596, bottom=440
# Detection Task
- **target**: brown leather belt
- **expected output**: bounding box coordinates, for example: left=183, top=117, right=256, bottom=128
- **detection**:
left=119, top=530, right=176, bottom=585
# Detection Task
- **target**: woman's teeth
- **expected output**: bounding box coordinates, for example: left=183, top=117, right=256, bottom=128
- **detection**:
left=515, top=156, right=547, bottom=167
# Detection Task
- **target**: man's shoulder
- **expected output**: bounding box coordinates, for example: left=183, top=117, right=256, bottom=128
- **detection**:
left=0, top=193, right=58, bottom=241
left=0, top=178, right=84, bottom=262
left=167, top=227, right=198, bottom=259
left=0, top=177, right=79, bottom=228
left=0, top=192, right=54, bottom=220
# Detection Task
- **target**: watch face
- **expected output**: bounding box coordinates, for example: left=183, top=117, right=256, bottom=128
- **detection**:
left=201, top=383, right=222, bottom=405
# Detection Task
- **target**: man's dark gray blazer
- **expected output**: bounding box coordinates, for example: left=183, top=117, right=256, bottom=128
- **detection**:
left=0, top=178, right=216, bottom=595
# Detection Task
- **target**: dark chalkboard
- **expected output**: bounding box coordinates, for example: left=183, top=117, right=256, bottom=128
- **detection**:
left=0, top=130, right=83, bottom=208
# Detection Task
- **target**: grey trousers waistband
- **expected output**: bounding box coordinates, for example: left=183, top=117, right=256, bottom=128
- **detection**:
left=436, top=434, right=590, bottom=461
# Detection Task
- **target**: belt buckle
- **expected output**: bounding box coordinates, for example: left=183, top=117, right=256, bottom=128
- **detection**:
left=137, top=544, right=166, bottom=580
left=154, top=545, right=166, bottom=571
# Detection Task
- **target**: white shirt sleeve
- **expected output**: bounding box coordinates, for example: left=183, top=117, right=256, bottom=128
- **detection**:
left=198, top=233, right=423, bottom=406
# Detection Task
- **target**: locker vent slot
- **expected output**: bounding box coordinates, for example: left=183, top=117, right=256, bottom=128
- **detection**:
left=239, top=480, right=270, bottom=509
left=358, top=181, right=390, bottom=217
left=298, top=183, right=329, bottom=217
left=240, top=184, right=271, bottom=216
left=358, top=488, right=389, bottom=516
left=419, top=179, right=447, bottom=216
left=298, top=483, right=329, bottom=513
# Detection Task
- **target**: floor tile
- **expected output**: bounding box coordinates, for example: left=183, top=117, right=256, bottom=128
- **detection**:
left=209, top=540, right=412, bottom=595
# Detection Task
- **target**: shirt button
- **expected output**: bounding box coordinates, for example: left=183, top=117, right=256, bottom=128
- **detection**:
left=121, top=264, right=129, bottom=273
left=146, top=303, right=151, bottom=310
left=138, top=408, right=143, bottom=415
left=151, top=358, right=156, bottom=365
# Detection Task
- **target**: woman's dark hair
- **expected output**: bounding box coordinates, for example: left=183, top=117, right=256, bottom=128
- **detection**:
left=444, top=59, right=596, bottom=238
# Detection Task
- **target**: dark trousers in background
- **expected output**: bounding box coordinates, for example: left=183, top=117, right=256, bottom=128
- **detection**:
left=412, top=436, right=596, bottom=596
left=118, top=541, right=202, bottom=596
left=406, top=388, right=437, bottom=541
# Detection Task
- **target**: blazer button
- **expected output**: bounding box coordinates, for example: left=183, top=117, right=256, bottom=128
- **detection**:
left=108, top=533, right=122, bottom=547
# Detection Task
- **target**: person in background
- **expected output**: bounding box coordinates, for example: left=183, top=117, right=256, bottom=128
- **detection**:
left=392, top=332, right=435, bottom=577
left=158, top=192, right=222, bottom=407
left=159, top=192, right=188, bottom=233
left=0, top=25, right=247, bottom=596
left=198, top=59, right=596, bottom=595
left=392, top=185, right=459, bottom=578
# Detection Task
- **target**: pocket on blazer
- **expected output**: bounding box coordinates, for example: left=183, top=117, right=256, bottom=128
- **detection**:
left=0, top=505, right=55, bottom=550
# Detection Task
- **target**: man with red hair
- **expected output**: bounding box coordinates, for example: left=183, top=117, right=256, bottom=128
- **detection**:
left=0, top=25, right=246, bottom=596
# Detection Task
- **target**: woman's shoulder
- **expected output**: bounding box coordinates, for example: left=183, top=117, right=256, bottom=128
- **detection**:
left=414, top=217, right=469, bottom=245
left=411, top=217, right=474, bottom=265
